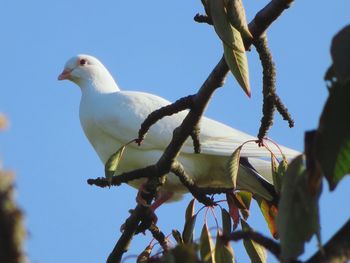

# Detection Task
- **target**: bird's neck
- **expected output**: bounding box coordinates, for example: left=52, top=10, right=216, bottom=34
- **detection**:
left=80, top=74, right=120, bottom=96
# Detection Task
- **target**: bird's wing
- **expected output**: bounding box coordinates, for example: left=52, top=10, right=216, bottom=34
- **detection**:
left=181, top=117, right=300, bottom=158
left=96, top=91, right=299, bottom=159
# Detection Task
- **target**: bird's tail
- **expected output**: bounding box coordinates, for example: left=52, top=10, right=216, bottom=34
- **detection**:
left=237, top=157, right=279, bottom=206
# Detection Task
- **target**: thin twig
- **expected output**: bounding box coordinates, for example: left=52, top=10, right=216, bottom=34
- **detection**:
left=137, top=95, right=195, bottom=144
left=254, top=35, right=294, bottom=141
left=190, top=124, right=201, bottom=153
left=254, top=36, right=276, bottom=141
left=171, top=161, right=214, bottom=206
left=194, top=14, right=213, bottom=25
left=87, top=165, right=156, bottom=187
left=148, top=224, right=170, bottom=252
left=105, top=0, right=296, bottom=261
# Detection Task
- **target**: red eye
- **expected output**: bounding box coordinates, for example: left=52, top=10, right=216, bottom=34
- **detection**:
left=79, top=59, right=87, bottom=66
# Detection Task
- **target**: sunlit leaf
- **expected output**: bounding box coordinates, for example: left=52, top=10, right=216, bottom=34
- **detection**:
left=225, top=146, right=242, bottom=189
left=277, top=155, right=321, bottom=261
left=334, top=137, right=350, bottom=182
left=316, top=80, right=350, bottom=190
left=226, top=193, right=240, bottom=230
left=226, top=0, right=253, bottom=41
left=185, top=199, right=196, bottom=222
left=182, top=215, right=197, bottom=244
left=182, top=199, right=196, bottom=243
left=241, top=220, right=267, bottom=263
left=215, top=231, right=235, bottom=263
left=274, top=158, right=288, bottom=194
left=235, top=191, right=252, bottom=209
left=208, top=0, right=238, bottom=48
left=237, top=191, right=252, bottom=220
left=256, top=198, right=278, bottom=239
left=208, top=0, right=250, bottom=96
left=222, top=208, right=232, bottom=236
left=223, top=43, right=251, bottom=97
left=104, top=145, right=126, bottom=183
left=200, top=223, right=216, bottom=263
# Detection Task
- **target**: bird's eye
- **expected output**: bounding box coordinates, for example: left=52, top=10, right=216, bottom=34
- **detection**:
left=79, top=59, right=87, bottom=66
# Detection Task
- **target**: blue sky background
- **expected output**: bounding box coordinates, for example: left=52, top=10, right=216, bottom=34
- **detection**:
left=1, top=0, right=350, bottom=262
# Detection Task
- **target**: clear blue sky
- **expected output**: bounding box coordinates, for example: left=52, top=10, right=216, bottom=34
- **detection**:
left=1, top=1, right=350, bottom=262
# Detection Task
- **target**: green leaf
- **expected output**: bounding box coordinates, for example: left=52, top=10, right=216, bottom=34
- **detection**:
left=226, top=193, right=240, bottom=230
left=256, top=197, right=278, bottom=239
left=182, top=215, right=197, bottom=244
left=182, top=199, right=196, bottom=243
left=316, top=81, right=350, bottom=190
left=241, top=220, right=267, bottom=263
left=208, top=0, right=239, bottom=48
left=235, top=191, right=252, bottom=220
left=215, top=231, right=235, bottom=263
left=223, top=40, right=251, bottom=97
left=221, top=208, right=232, bottom=236
left=208, top=0, right=250, bottom=96
left=226, top=0, right=253, bottom=41
left=273, top=158, right=288, bottom=194
left=225, top=146, right=242, bottom=188
left=277, top=155, right=321, bottom=262
left=200, top=223, right=216, bottom=263
left=334, top=137, right=350, bottom=182
left=104, top=145, right=126, bottom=183
left=185, top=199, right=196, bottom=222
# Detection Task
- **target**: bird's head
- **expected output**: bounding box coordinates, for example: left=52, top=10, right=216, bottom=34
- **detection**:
left=58, top=54, right=119, bottom=92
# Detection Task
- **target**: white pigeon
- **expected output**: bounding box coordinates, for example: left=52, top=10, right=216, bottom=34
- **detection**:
left=58, top=54, right=299, bottom=204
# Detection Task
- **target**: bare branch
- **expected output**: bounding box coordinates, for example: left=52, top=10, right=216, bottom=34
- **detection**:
left=194, top=14, right=213, bottom=25
left=137, top=95, right=195, bottom=144
left=254, top=36, right=294, bottom=141
left=171, top=161, right=214, bottom=206
left=148, top=223, right=170, bottom=252
left=107, top=204, right=148, bottom=263
left=104, top=0, right=296, bottom=261
left=87, top=165, right=156, bottom=187
left=190, top=124, right=201, bottom=153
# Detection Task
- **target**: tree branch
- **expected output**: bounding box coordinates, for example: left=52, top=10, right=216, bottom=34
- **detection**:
left=148, top=223, right=169, bottom=252
left=193, top=14, right=213, bottom=25
left=87, top=166, right=155, bottom=188
left=137, top=95, right=195, bottom=144
left=105, top=0, right=295, bottom=261
left=171, top=161, right=214, bottom=206
left=107, top=204, right=149, bottom=263
left=306, top=219, right=350, bottom=263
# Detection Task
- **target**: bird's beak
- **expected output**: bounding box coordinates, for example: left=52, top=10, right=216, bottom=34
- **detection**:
left=58, top=68, right=73, bottom=81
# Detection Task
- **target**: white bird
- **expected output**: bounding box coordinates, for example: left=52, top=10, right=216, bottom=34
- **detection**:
left=58, top=54, right=299, bottom=205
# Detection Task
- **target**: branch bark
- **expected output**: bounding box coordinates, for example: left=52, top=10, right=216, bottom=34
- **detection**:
left=105, top=0, right=295, bottom=261
left=306, top=219, right=350, bottom=263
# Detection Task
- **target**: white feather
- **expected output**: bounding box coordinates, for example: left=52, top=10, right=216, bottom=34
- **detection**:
left=59, top=54, right=300, bottom=202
